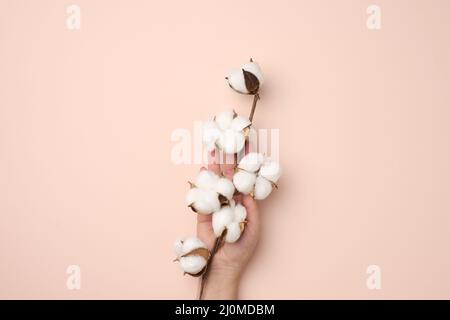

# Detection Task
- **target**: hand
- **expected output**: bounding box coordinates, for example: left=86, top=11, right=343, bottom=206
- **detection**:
left=196, top=150, right=260, bottom=299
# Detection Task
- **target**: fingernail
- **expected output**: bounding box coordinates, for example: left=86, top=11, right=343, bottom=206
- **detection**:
left=208, top=151, right=216, bottom=164
left=225, top=168, right=234, bottom=177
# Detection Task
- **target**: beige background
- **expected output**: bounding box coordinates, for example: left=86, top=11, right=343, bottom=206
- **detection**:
left=1, top=0, right=450, bottom=299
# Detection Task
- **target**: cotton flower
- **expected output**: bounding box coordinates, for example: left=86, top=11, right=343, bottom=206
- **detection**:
left=226, top=59, right=264, bottom=95
left=212, top=200, right=247, bottom=243
left=202, top=110, right=251, bottom=154
left=174, top=237, right=210, bottom=276
left=233, top=153, right=282, bottom=200
left=232, top=170, right=256, bottom=194
left=186, top=169, right=235, bottom=214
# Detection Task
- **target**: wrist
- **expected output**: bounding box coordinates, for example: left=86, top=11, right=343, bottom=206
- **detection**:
left=199, top=265, right=240, bottom=300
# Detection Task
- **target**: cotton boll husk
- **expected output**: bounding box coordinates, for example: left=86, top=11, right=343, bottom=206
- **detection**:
left=233, top=170, right=257, bottom=194
left=242, top=61, right=264, bottom=85
left=226, top=69, right=248, bottom=94
left=195, top=170, right=219, bottom=190
left=233, top=203, right=247, bottom=222
left=215, top=110, right=234, bottom=130
left=254, top=176, right=273, bottom=200
left=212, top=206, right=235, bottom=237
left=217, top=129, right=245, bottom=154
left=192, top=189, right=221, bottom=214
left=224, top=222, right=242, bottom=243
left=259, top=161, right=282, bottom=183
left=180, top=256, right=207, bottom=275
left=231, top=116, right=251, bottom=132
left=238, top=152, right=264, bottom=172
left=180, top=236, right=207, bottom=256
left=215, top=177, right=235, bottom=200
left=202, top=121, right=221, bottom=151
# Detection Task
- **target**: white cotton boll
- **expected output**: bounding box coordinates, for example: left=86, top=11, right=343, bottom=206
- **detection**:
left=225, top=222, right=242, bottom=243
left=180, top=236, right=207, bottom=256
left=217, top=129, right=245, bottom=154
left=227, top=60, right=263, bottom=95
left=215, top=177, right=235, bottom=200
left=185, top=188, right=198, bottom=206
left=187, top=170, right=235, bottom=214
left=254, top=176, right=273, bottom=200
left=215, top=110, right=234, bottom=130
left=191, top=189, right=221, bottom=214
left=202, top=121, right=221, bottom=151
left=179, top=256, right=207, bottom=275
left=231, top=116, right=251, bottom=132
left=174, top=236, right=210, bottom=276
left=212, top=206, right=235, bottom=237
left=226, top=69, right=248, bottom=94
left=242, top=61, right=264, bottom=85
left=259, top=160, right=282, bottom=183
left=234, top=203, right=247, bottom=222
left=203, top=110, right=250, bottom=154
left=190, top=198, right=212, bottom=214
left=174, top=238, right=184, bottom=257
left=186, top=188, right=220, bottom=214
left=238, top=152, right=264, bottom=172
left=233, top=170, right=257, bottom=194
left=195, top=170, right=219, bottom=190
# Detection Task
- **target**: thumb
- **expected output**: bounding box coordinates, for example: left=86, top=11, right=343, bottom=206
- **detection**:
left=242, top=195, right=259, bottom=231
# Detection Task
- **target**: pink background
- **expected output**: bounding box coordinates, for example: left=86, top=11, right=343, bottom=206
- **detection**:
left=1, top=0, right=450, bottom=299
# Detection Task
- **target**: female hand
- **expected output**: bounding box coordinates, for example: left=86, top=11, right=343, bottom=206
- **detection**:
left=196, top=151, right=260, bottom=299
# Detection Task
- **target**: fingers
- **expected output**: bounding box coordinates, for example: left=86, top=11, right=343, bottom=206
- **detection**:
left=196, top=166, right=215, bottom=246
left=236, top=194, right=260, bottom=246
left=207, top=150, right=220, bottom=175
left=242, top=194, right=259, bottom=228
left=197, top=166, right=213, bottom=223
left=222, top=141, right=248, bottom=179
left=196, top=213, right=215, bottom=249
left=242, top=194, right=258, bottom=215
left=221, top=153, right=236, bottom=180
left=208, top=149, right=236, bottom=179
left=196, top=212, right=212, bottom=223
left=244, top=140, right=250, bottom=154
